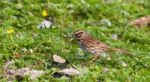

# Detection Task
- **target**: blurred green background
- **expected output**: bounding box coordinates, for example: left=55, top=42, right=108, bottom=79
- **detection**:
left=0, top=0, right=150, bottom=82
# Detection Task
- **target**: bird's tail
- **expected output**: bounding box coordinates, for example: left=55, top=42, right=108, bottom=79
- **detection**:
left=108, top=48, right=132, bottom=56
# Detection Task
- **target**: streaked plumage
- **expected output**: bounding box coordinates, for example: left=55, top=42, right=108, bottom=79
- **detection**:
left=73, top=30, right=131, bottom=62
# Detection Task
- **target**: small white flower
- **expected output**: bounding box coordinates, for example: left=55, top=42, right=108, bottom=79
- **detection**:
left=38, top=20, right=52, bottom=29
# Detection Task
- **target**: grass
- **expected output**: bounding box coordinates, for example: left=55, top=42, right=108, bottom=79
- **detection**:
left=0, top=0, right=150, bottom=82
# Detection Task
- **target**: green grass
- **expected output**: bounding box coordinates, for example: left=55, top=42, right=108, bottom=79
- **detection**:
left=0, top=0, right=150, bottom=82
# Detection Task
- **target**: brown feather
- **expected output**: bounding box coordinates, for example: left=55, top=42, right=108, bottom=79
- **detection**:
left=73, top=30, right=132, bottom=56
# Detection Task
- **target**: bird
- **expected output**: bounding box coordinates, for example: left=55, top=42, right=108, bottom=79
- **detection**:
left=73, top=30, right=131, bottom=63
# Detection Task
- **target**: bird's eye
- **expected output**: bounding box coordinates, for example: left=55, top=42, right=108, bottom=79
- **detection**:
left=74, top=34, right=81, bottom=38
left=74, top=31, right=84, bottom=39
left=75, top=34, right=78, bottom=36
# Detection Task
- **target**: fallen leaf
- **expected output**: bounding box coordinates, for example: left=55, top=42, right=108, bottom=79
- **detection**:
left=2, top=61, right=45, bottom=81
left=28, top=70, right=45, bottom=80
left=59, top=67, right=80, bottom=76
left=13, top=53, right=22, bottom=59
left=129, top=16, right=150, bottom=27
left=53, top=54, right=66, bottom=64
left=3, top=61, right=14, bottom=77
left=11, top=67, right=45, bottom=80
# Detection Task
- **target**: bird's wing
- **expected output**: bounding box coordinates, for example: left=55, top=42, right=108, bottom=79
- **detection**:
left=93, top=39, right=110, bottom=51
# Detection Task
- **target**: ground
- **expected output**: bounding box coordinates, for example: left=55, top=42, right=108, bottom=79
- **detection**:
left=0, top=0, right=150, bottom=82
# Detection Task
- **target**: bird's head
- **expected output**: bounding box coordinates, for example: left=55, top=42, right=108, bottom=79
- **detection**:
left=73, top=30, right=89, bottom=40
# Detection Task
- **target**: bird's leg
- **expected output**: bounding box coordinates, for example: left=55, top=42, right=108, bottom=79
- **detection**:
left=88, top=54, right=99, bottom=63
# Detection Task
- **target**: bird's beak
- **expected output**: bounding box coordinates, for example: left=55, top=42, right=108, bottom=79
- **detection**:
left=70, top=33, right=75, bottom=42
left=72, top=33, right=77, bottom=38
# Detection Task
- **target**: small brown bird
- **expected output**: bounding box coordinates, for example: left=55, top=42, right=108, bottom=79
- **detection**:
left=73, top=30, right=131, bottom=63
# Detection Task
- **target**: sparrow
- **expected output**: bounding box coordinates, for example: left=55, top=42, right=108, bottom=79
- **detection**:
left=73, top=30, right=131, bottom=63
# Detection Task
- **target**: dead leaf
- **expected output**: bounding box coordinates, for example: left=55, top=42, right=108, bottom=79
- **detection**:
left=13, top=53, right=21, bottom=59
left=3, top=61, right=14, bottom=77
left=129, top=16, right=150, bottom=27
left=58, top=67, right=81, bottom=76
left=2, top=61, right=45, bottom=81
left=28, top=70, right=45, bottom=79
left=53, top=54, right=66, bottom=64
